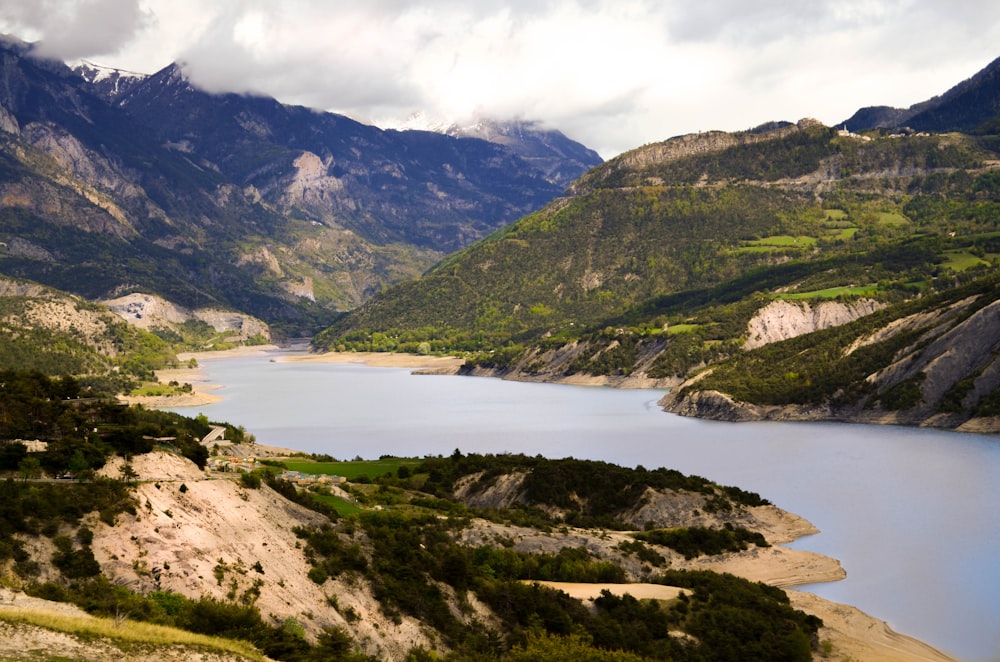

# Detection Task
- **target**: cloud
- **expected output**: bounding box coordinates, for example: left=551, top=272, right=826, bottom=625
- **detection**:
left=0, top=0, right=150, bottom=61
left=2, top=0, right=1000, bottom=157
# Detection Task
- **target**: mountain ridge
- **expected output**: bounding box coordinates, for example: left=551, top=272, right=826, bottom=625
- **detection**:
left=842, top=55, right=1000, bottom=133
left=0, top=39, right=600, bottom=334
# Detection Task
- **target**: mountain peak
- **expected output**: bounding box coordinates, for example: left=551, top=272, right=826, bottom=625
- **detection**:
left=75, top=60, right=147, bottom=99
left=842, top=53, right=1000, bottom=133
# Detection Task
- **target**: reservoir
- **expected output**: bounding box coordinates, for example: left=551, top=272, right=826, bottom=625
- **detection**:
left=176, top=351, right=1000, bottom=662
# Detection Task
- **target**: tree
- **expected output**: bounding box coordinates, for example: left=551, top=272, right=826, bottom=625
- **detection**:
left=119, top=462, right=139, bottom=485
left=18, top=456, right=42, bottom=482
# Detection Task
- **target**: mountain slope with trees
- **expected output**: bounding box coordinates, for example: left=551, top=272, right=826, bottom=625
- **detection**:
left=0, top=36, right=599, bottom=336
left=842, top=55, right=1000, bottom=133
left=320, top=82, right=1000, bottom=429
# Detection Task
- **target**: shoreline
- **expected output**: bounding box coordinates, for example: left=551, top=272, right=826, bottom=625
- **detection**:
left=119, top=347, right=959, bottom=660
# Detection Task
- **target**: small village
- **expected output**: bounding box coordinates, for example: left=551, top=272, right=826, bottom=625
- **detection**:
left=206, top=454, right=347, bottom=486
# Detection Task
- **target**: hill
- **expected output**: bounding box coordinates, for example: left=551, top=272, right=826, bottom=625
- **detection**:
left=0, top=276, right=180, bottom=390
left=318, top=114, right=1000, bottom=428
left=0, top=36, right=599, bottom=336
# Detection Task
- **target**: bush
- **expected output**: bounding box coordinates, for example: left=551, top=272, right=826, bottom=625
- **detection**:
left=239, top=471, right=262, bottom=489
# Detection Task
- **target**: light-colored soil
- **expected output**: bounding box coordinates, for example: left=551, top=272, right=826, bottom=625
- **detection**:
left=788, top=591, right=957, bottom=662
left=525, top=581, right=688, bottom=602
left=277, top=350, right=465, bottom=370
left=121, top=349, right=466, bottom=409
left=87, top=451, right=434, bottom=659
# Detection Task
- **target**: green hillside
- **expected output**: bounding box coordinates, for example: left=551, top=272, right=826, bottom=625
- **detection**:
left=318, top=121, right=1000, bottom=426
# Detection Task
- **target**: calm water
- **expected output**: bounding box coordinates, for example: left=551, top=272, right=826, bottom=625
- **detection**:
left=175, top=350, right=1000, bottom=662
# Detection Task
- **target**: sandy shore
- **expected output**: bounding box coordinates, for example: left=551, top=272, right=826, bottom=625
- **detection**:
left=119, top=348, right=465, bottom=409
left=116, top=345, right=286, bottom=409
left=277, top=349, right=465, bottom=371
left=787, top=591, right=957, bottom=662
left=514, top=578, right=955, bottom=661
left=526, top=581, right=688, bottom=602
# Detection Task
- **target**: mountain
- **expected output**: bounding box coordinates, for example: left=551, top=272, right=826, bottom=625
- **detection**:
left=444, top=118, right=604, bottom=189
left=842, top=55, right=1000, bottom=133
left=0, top=37, right=598, bottom=335
left=319, top=116, right=1000, bottom=430
left=99, top=63, right=580, bottom=253
left=74, top=59, right=146, bottom=100
left=1, top=413, right=924, bottom=661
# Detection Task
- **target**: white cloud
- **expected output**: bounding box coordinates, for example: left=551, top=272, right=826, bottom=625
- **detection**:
left=2, top=0, right=999, bottom=157
left=0, top=0, right=150, bottom=60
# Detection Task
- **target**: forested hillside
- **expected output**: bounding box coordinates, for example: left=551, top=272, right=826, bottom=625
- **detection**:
left=320, top=119, right=1000, bottom=428
left=0, top=37, right=598, bottom=336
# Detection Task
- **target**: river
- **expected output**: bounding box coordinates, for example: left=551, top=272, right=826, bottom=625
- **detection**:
left=173, top=351, right=1000, bottom=662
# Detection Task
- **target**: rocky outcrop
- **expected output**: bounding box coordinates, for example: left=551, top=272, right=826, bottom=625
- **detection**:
left=103, top=293, right=270, bottom=342
left=453, top=471, right=528, bottom=509
left=90, top=452, right=433, bottom=658
left=569, top=119, right=816, bottom=194
left=744, top=298, right=885, bottom=350
left=877, top=298, right=1000, bottom=410
left=662, top=287, right=1000, bottom=433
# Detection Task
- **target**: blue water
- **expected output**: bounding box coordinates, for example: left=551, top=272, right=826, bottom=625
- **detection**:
left=175, top=351, right=1000, bottom=661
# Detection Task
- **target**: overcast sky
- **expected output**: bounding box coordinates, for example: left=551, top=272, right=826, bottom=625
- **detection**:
left=2, top=0, right=999, bottom=158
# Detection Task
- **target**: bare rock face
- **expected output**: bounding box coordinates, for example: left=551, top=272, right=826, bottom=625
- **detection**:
left=0, top=102, right=18, bottom=134
left=92, top=452, right=433, bottom=659
left=103, top=292, right=270, bottom=342
left=660, top=389, right=762, bottom=422
left=744, top=298, right=885, bottom=350
left=453, top=471, right=528, bottom=509
left=869, top=297, right=1000, bottom=410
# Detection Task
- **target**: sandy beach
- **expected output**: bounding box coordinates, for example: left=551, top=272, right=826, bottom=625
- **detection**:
left=277, top=349, right=465, bottom=371
left=119, top=347, right=465, bottom=408
left=118, top=345, right=284, bottom=408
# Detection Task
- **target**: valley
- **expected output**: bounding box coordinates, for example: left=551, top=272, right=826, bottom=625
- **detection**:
left=2, top=28, right=1000, bottom=662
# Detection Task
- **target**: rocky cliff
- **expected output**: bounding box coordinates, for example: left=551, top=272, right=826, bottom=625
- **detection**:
left=743, top=298, right=885, bottom=350
left=661, top=281, right=1000, bottom=433
left=103, top=293, right=270, bottom=344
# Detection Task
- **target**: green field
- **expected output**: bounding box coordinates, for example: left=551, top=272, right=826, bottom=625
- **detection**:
left=282, top=458, right=421, bottom=480
left=666, top=323, right=701, bottom=335
left=876, top=211, right=909, bottom=226
left=738, top=235, right=817, bottom=253
left=776, top=284, right=879, bottom=300
left=941, top=250, right=990, bottom=272
left=307, top=492, right=363, bottom=516
left=825, top=227, right=859, bottom=241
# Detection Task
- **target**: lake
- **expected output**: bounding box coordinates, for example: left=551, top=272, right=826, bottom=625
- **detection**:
left=174, top=351, right=1000, bottom=662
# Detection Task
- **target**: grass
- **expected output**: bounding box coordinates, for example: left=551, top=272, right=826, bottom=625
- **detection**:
left=825, top=227, right=859, bottom=241
left=876, top=211, right=908, bottom=226
left=307, top=492, right=363, bottom=516
left=666, top=323, right=700, bottom=335
left=776, top=284, right=879, bottom=300
left=129, top=381, right=187, bottom=397
left=0, top=606, right=264, bottom=660
left=737, top=235, right=817, bottom=253
left=282, top=458, right=422, bottom=480
left=940, top=250, right=990, bottom=272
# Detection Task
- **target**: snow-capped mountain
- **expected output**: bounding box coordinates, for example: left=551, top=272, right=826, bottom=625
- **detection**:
left=74, top=60, right=147, bottom=100
left=381, top=113, right=602, bottom=189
